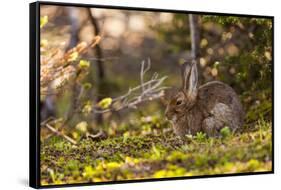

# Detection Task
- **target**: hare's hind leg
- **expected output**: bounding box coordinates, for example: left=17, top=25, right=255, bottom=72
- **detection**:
left=202, top=103, right=236, bottom=137
left=202, top=117, right=224, bottom=137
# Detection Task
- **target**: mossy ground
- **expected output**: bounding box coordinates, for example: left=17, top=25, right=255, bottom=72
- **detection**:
left=40, top=116, right=272, bottom=185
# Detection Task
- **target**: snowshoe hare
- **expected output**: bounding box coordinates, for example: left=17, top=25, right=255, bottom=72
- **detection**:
left=165, top=61, right=244, bottom=137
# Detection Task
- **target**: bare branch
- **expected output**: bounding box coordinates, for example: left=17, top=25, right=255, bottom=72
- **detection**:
left=90, top=59, right=168, bottom=114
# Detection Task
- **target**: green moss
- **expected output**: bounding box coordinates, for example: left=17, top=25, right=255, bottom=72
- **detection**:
left=41, top=119, right=272, bottom=185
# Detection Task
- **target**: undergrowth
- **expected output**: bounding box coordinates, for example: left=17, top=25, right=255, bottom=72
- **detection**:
left=40, top=116, right=272, bottom=185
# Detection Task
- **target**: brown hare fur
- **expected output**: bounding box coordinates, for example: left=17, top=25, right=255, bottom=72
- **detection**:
left=165, top=61, right=244, bottom=137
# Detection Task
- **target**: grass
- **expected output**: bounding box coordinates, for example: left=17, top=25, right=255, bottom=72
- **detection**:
left=40, top=116, right=272, bottom=185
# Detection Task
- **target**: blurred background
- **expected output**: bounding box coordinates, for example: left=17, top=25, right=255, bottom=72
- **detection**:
left=40, top=5, right=272, bottom=139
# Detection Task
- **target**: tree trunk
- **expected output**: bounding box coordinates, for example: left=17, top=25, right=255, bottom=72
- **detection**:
left=189, top=14, right=200, bottom=60
left=87, top=8, right=105, bottom=124
left=188, top=14, right=202, bottom=81
left=67, top=7, right=80, bottom=49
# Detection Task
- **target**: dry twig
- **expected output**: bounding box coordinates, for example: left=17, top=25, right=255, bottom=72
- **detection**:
left=91, top=59, right=168, bottom=114
left=43, top=123, right=77, bottom=145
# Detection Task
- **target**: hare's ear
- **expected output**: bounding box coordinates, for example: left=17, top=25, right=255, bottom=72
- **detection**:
left=181, top=62, right=192, bottom=92
left=182, top=61, right=198, bottom=98
left=188, top=61, right=198, bottom=97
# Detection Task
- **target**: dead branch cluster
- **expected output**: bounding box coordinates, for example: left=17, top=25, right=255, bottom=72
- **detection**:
left=91, top=59, right=168, bottom=114
left=40, top=36, right=101, bottom=96
left=41, top=59, right=168, bottom=144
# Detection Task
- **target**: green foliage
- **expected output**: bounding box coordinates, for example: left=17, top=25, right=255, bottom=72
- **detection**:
left=220, top=127, right=231, bottom=138
left=153, top=165, right=187, bottom=178
left=195, top=132, right=207, bottom=142
left=246, top=94, right=272, bottom=123
left=40, top=119, right=272, bottom=185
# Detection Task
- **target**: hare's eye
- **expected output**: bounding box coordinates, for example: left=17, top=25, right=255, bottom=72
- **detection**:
left=176, top=100, right=182, bottom=105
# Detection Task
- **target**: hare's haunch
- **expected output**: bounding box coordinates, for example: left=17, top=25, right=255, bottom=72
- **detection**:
left=165, top=61, right=244, bottom=137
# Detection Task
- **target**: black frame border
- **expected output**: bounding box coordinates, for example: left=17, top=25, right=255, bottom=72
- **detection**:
left=29, top=1, right=274, bottom=189
left=30, top=1, right=41, bottom=189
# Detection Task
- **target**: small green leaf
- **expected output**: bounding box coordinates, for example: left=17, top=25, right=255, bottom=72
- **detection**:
left=123, top=131, right=130, bottom=143
left=83, top=83, right=92, bottom=90
left=47, top=168, right=56, bottom=183
left=98, top=98, right=112, bottom=109
left=152, top=145, right=161, bottom=158
left=67, top=52, right=79, bottom=62
left=79, top=60, right=90, bottom=69
left=195, top=132, right=207, bottom=142
left=40, top=16, right=48, bottom=28
left=220, top=126, right=231, bottom=138
left=75, top=121, right=88, bottom=133
left=82, top=101, right=92, bottom=114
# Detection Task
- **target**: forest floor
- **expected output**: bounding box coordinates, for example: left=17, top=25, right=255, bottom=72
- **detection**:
left=40, top=117, right=272, bottom=185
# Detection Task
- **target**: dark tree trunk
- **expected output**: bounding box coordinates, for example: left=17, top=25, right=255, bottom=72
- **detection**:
left=87, top=8, right=106, bottom=124
left=67, top=7, right=80, bottom=50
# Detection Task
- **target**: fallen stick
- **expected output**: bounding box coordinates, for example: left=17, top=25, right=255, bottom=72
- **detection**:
left=44, top=123, right=77, bottom=145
